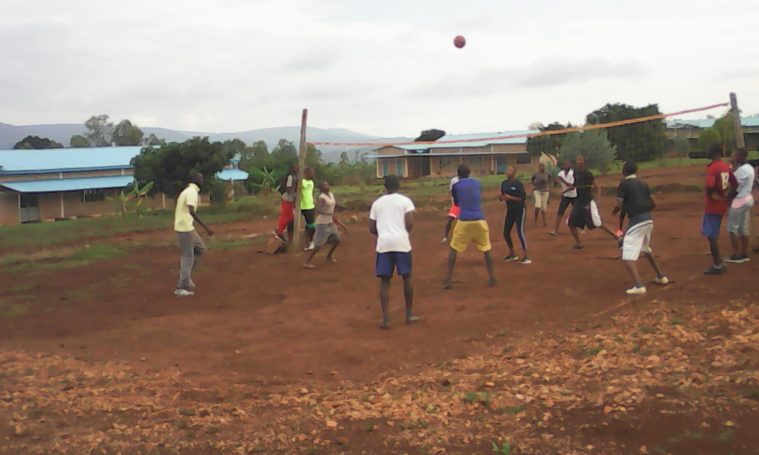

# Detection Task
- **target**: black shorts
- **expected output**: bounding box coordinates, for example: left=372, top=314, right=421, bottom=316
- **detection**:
left=557, top=196, right=575, bottom=216
left=568, top=200, right=602, bottom=230
left=302, top=209, right=316, bottom=228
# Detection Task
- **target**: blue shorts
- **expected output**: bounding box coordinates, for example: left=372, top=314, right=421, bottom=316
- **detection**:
left=702, top=213, right=723, bottom=238
left=375, top=252, right=412, bottom=277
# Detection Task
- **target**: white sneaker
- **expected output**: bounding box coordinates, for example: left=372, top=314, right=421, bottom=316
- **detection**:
left=440, top=237, right=448, bottom=244
left=174, top=289, right=195, bottom=297
left=625, top=286, right=647, bottom=295
left=654, top=276, right=670, bottom=285
left=304, top=242, right=315, bottom=251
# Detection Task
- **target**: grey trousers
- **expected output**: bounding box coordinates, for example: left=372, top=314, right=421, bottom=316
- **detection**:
left=176, top=230, right=207, bottom=290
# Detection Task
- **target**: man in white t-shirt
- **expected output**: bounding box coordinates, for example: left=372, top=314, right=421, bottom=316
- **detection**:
left=550, top=160, right=577, bottom=236
left=725, top=150, right=755, bottom=263
left=369, top=175, right=417, bottom=329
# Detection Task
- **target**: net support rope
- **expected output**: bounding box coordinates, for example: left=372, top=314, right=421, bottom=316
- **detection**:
left=308, top=102, right=729, bottom=147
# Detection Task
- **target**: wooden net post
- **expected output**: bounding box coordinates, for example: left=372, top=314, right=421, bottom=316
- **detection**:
left=291, top=108, right=308, bottom=252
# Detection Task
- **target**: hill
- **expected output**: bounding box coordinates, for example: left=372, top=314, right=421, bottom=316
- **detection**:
left=0, top=122, right=409, bottom=162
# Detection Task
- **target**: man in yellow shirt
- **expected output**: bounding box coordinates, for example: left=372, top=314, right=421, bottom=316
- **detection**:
left=174, top=172, right=214, bottom=296
left=301, top=167, right=317, bottom=250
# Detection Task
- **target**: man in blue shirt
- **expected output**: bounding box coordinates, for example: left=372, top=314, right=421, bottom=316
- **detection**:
left=444, top=164, right=496, bottom=289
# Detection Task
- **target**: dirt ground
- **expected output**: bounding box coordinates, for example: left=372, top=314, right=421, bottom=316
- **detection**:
left=1, top=165, right=758, bottom=454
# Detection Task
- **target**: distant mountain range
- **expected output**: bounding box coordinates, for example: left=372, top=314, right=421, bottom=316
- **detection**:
left=0, top=122, right=411, bottom=162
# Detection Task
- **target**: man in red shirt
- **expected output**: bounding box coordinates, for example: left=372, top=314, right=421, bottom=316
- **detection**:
left=703, top=144, right=737, bottom=275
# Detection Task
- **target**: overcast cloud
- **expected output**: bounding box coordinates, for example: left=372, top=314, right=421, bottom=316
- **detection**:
left=0, top=0, right=756, bottom=137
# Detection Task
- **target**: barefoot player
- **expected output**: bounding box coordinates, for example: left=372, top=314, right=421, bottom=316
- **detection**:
left=499, top=166, right=530, bottom=264
left=613, top=161, right=669, bottom=295
left=369, top=175, right=418, bottom=329
left=568, top=155, right=618, bottom=249
left=443, top=164, right=496, bottom=289
left=303, top=181, right=349, bottom=268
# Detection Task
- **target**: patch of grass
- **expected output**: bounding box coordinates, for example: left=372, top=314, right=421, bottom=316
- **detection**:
left=9, top=283, right=37, bottom=293
left=462, top=392, right=491, bottom=407
left=638, top=325, right=657, bottom=334
left=1, top=244, right=129, bottom=274
left=0, top=299, right=30, bottom=319
left=495, top=329, right=509, bottom=338
left=580, top=345, right=604, bottom=357
left=743, top=387, right=759, bottom=401
left=505, top=404, right=526, bottom=415
left=491, top=441, right=512, bottom=454
left=668, top=318, right=687, bottom=326
left=717, top=429, right=736, bottom=442
left=684, top=430, right=703, bottom=440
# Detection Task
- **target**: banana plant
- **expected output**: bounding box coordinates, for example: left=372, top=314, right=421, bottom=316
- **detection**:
left=110, top=181, right=155, bottom=216
left=250, top=167, right=280, bottom=196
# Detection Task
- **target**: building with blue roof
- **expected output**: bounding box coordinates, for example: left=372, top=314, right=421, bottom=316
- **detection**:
left=368, top=130, right=536, bottom=178
left=666, top=117, right=759, bottom=152
left=0, top=146, right=248, bottom=225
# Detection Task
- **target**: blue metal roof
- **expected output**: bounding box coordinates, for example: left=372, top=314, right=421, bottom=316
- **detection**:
left=666, top=117, right=759, bottom=129
left=0, top=147, right=140, bottom=174
left=431, top=130, right=535, bottom=149
left=217, top=169, right=249, bottom=181
left=0, top=175, right=134, bottom=193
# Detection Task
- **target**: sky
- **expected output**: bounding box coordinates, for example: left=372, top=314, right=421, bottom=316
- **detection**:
left=0, top=0, right=756, bottom=138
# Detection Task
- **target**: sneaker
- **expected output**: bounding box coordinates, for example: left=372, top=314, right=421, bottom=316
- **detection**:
left=704, top=265, right=726, bottom=275
left=406, top=315, right=420, bottom=324
left=548, top=231, right=558, bottom=236
left=572, top=244, right=584, bottom=250
left=654, top=276, right=670, bottom=285
left=503, top=255, right=519, bottom=262
left=440, top=237, right=448, bottom=244
left=174, top=288, right=195, bottom=297
left=519, top=257, right=532, bottom=265
left=304, top=242, right=315, bottom=251
left=724, top=255, right=750, bottom=264
left=625, top=285, right=647, bottom=295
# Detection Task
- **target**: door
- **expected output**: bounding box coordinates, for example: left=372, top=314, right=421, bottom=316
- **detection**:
left=20, top=193, right=40, bottom=223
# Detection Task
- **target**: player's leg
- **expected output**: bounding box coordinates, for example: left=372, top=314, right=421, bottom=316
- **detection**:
left=379, top=275, right=392, bottom=329
left=540, top=192, right=548, bottom=227
left=702, top=214, right=725, bottom=273
left=303, top=225, right=324, bottom=268
left=503, top=213, right=516, bottom=260
left=474, top=221, right=496, bottom=286
left=620, top=222, right=646, bottom=293
left=551, top=197, right=569, bottom=235
left=398, top=252, right=417, bottom=323
left=568, top=203, right=584, bottom=249
left=484, top=251, right=496, bottom=287
left=176, top=232, right=195, bottom=294
left=444, top=248, right=457, bottom=289
left=516, top=207, right=530, bottom=263
left=442, top=216, right=454, bottom=243
left=325, top=230, right=341, bottom=262
left=190, top=230, right=207, bottom=272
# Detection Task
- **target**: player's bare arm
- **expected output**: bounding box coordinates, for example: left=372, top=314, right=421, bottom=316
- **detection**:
left=189, top=205, right=213, bottom=236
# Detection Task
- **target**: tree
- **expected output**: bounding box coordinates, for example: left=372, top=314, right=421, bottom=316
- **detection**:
left=112, top=119, right=144, bottom=146
left=221, top=138, right=247, bottom=156
left=586, top=103, right=666, bottom=162
left=698, top=128, right=722, bottom=153
left=559, top=130, right=617, bottom=175
left=12, top=135, right=63, bottom=149
left=670, top=137, right=691, bottom=157
left=527, top=122, right=571, bottom=157
left=415, top=129, right=446, bottom=142
left=70, top=135, right=91, bottom=148
left=85, top=114, right=114, bottom=146
left=131, top=137, right=234, bottom=200
left=713, top=114, right=736, bottom=154
left=239, top=140, right=270, bottom=172
left=270, top=139, right=298, bottom=169
left=144, top=133, right=165, bottom=146
left=339, top=152, right=350, bottom=165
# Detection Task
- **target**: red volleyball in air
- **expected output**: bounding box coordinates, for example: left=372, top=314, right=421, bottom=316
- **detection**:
left=453, top=35, right=466, bottom=49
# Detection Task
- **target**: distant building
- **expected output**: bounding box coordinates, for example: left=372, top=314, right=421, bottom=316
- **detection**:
left=0, top=147, right=248, bottom=225
left=368, top=131, right=536, bottom=178
left=666, top=117, right=759, bottom=151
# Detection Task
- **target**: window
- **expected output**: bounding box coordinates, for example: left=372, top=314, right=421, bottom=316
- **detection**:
left=516, top=153, right=531, bottom=164
left=382, top=160, right=390, bottom=176
left=82, top=189, right=106, bottom=203
left=396, top=160, right=404, bottom=177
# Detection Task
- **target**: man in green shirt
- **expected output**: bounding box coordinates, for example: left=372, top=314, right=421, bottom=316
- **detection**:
left=301, top=167, right=317, bottom=250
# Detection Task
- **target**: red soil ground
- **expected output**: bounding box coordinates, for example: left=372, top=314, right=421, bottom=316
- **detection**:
left=1, top=165, right=757, bottom=453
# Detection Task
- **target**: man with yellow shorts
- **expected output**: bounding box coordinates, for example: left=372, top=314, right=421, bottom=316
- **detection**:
left=444, top=164, right=496, bottom=289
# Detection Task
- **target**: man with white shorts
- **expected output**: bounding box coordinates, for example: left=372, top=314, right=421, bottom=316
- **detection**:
left=613, top=161, right=669, bottom=295
left=725, top=149, right=755, bottom=263
left=568, top=155, right=618, bottom=249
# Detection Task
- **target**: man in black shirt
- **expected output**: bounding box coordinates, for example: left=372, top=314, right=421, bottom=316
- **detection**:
left=568, top=155, right=618, bottom=249
left=498, top=166, right=530, bottom=264
left=613, top=161, right=669, bottom=295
